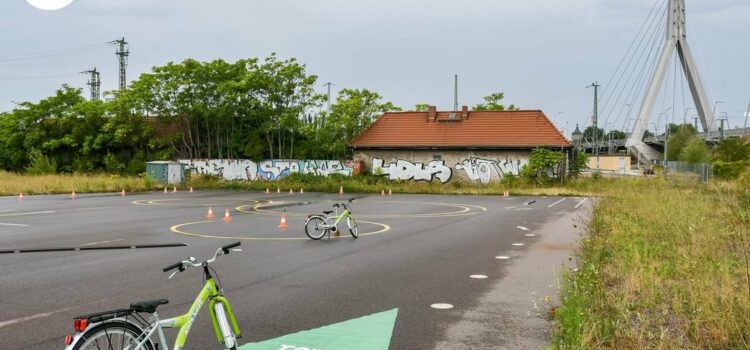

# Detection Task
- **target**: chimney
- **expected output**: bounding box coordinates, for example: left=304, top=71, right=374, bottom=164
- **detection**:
left=461, top=105, right=469, bottom=119
left=427, top=106, right=437, bottom=122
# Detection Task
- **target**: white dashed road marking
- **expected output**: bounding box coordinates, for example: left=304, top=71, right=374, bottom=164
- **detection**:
left=575, top=198, right=588, bottom=209
left=548, top=198, right=567, bottom=207
left=470, top=275, right=488, bottom=279
left=495, top=256, right=511, bottom=260
left=516, top=226, right=530, bottom=231
left=431, top=303, right=454, bottom=310
left=525, top=234, right=536, bottom=237
left=0, top=210, right=55, bottom=217
left=0, top=223, right=28, bottom=227
left=512, top=243, right=525, bottom=247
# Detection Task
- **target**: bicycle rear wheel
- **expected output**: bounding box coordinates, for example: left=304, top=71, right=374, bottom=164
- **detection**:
left=72, top=320, right=154, bottom=350
left=305, top=216, right=327, bottom=240
left=347, top=216, right=359, bottom=238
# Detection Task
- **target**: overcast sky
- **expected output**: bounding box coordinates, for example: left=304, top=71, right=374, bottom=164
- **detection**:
left=1, top=0, right=748, bottom=136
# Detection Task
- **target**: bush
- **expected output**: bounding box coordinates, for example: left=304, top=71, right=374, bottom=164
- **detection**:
left=713, top=160, right=748, bottom=180
left=26, top=149, right=57, bottom=175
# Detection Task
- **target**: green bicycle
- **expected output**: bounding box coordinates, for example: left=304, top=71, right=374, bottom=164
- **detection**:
left=305, top=199, right=358, bottom=240
left=63, top=242, right=243, bottom=350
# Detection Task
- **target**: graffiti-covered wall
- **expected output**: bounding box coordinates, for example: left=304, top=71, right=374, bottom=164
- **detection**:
left=353, top=150, right=532, bottom=184
left=178, top=159, right=361, bottom=181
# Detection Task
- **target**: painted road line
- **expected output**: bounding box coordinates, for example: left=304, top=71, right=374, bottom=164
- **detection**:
left=81, top=239, right=125, bottom=246
left=171, top=219, right=390, bottom=241
left=548, top=198, right=567, bottom=207
left=0, top=210, right=55, bottom=217
left=575, top=198, right=588, bottom=209
left=0, top=223, right=28, bottom=227
left=512, top=243, right=525, bottom=247
left=470, top=274, right=488, bottom=279
left=525, top=234, right=536, bottom=237
left=239, top=309, right=398, bottom=350
left=243, top=200, right=487, bottom=219
left=516, top=226, right=530, bottom=231
left=0, top=209, right=15, bottom=212
left=0, top=305, right=80, bottom=329
left=430, top=304, right=454, bottom=310
left=506, top=207, right=517, bottom=210
left=0, top=243, right=188, bottom=255
left=515, top=208, right=533, bottom=211
left=495, top=256, right=511, bottom=260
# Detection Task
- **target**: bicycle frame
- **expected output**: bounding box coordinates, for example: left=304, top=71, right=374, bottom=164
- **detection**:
left=321, top=207, right=351, bottom=229
left=117, top=275, right=241, bottom=350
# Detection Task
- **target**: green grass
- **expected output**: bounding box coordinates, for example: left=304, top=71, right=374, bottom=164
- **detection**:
left=0, top=171, right=155, bottom=195
left=553, top=175, right=750, bottom=349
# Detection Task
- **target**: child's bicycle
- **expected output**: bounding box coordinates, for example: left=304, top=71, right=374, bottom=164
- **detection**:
left=304, top=199, right=359, bottom=240
left=63, top=242, right=243, bottom=350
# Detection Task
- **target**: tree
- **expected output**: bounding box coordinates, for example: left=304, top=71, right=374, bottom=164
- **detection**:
left=606, top=130, right=627, bottom=140
left=666, top=125, right=697, bottom=161
left=582, top=126, right=606, bottom=143
left=521, top=148, right=565, bottom=185
left=714, top=137, right=750, bottom=162
left=309, top=89, right=400, bottom=159
left=679, top=138, right=711, bottom=164
left=472, top=92, right=518, bottom=111
left=414, top=104, right=430, bottom=112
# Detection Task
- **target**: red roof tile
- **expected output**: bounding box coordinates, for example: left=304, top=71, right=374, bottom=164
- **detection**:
left=350, top=110, right=570, bottom=149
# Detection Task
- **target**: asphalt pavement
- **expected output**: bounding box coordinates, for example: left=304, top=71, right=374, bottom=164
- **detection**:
left=0, top=189, right=589, bottom=349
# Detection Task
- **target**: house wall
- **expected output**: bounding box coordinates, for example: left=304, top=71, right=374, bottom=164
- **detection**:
left=179, top=159, right=362, bottom=181
left=352, top=149, right=533, bottom=184
left=586, top=155, right=632, bottom=173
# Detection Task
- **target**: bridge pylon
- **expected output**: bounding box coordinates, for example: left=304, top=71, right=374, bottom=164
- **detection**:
left=627, top=0, right=718, bottom=165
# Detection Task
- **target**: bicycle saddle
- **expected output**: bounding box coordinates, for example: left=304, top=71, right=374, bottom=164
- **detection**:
left=130, top=299, right=169, bottom=313
left=323, top=210, right=333, bottom=215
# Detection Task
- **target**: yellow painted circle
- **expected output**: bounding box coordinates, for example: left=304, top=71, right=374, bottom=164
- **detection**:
left=170, top=219, right=390, bottom=241
left=239, top=200, right=487, bottom=219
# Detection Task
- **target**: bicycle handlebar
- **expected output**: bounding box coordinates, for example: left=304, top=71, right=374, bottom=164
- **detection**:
left=163, top=242, right=242, bottom=273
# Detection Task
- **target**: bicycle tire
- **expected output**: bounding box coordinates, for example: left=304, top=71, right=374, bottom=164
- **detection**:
left=347, top=216, right=359, bottom=238
left=72, top=320, right=154, bottom=350
left=305, top=216, right=327, bottom=240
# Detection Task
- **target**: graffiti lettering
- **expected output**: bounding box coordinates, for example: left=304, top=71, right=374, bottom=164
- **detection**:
left=372, top=158, right=452, bottom=183
left=179, top=159, right=355, bottom=181
left=179, top=159, right=259, bottom=181
left=455, top=156, right=528, bottom=184
left=304, top=160, right=353, bottom=177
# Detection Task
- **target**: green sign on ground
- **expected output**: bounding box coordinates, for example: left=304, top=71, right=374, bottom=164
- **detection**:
left=238, top=308, right=398, bottom=350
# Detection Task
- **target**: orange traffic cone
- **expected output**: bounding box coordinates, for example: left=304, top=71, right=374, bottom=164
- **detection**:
left=265, top=188, right=270, bottom=194
left=163, top=187, right=168, bottom=194
left=339, top=186, right=344, bottom=195
left=277, top=188, right=281, bottom=194
left=300, top=188, right=304, bottom=194
left=189, top=187, right=194, bottom=193
left=121, top=189, right=126, bottom=197
left=290, top=188, right=293, bottom=194
left=18, top=193, right=24, bottom=202
left=172, top=186, right=177, bottom=193
left=278, top=211, right=288, bottom=231
left=223, top=209, right=232, bottom=223
left=381, top=189, right=385, bottom=196
left=71, top=191, right=77, bottom=200
left=388, top=189, right=392, bottom=195
left=206, top=207, right=216, bottom=219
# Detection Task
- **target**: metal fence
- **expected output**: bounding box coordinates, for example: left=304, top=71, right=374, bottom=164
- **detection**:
left=664, top=161, right=713, bottom=182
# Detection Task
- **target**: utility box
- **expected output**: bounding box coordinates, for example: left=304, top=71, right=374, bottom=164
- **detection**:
left=146, top=161, right=185, bottom=184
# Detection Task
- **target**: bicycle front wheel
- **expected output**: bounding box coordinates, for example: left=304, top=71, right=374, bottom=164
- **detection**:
left=305, top=216, right=327, bottom=240
left=347, top=216, right=359, bottom=238
left=72, top=321, right=154, bottom=350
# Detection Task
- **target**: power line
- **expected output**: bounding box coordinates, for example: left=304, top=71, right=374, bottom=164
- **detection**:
left=0, top=43, right=108, bottom=63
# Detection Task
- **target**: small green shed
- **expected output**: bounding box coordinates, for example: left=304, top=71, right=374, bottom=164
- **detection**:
left=146, top=161, right=185, bottom=185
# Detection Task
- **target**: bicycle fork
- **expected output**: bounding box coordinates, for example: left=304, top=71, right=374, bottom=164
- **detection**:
left=209, top=296, right=242, bottom=347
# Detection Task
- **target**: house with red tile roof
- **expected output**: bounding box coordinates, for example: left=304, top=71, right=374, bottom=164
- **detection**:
left=349, top=106, right=571, bottom=184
